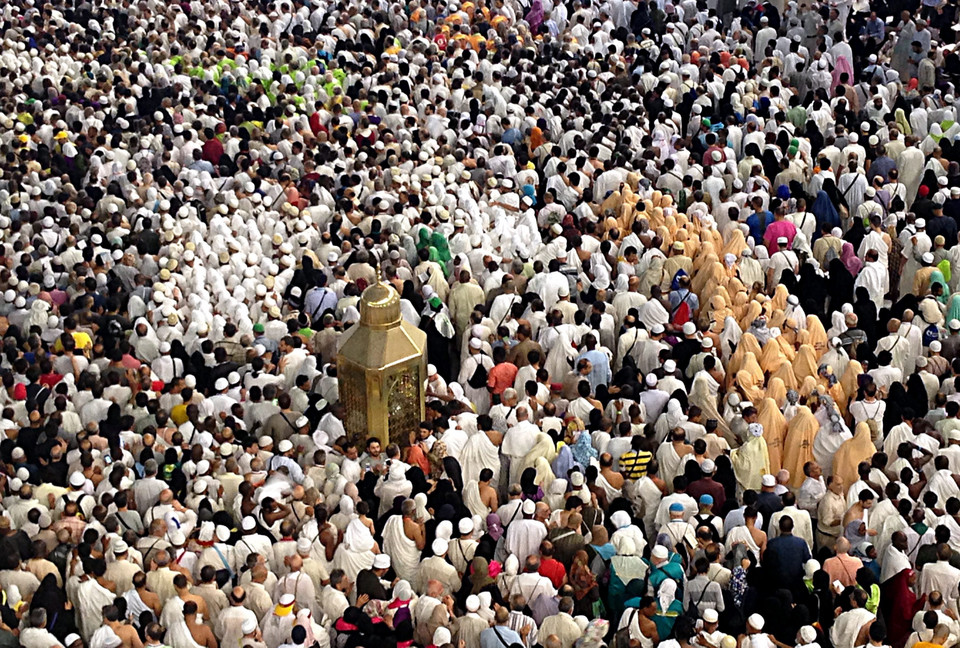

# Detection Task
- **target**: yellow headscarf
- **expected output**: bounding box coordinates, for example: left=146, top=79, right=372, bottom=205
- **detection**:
left=782, top=406, right=819, bottom=487
left=738, top=301, right=764, bottom=333
left=758, top=397, right=788, bottom=473
left=799, top=375, right=819, bottom=398
left=694, top=242, right=717, bottom=273
left=804, top=315, right=829, bottom=358
left=722, top=229, right=749, bottom=258
left=765, top=376, right=788, bottom=408
left=832, top=422, right=876, bottom=489
left=771, top=362, right=799, bottom=391
left=794, top=344, right=819, bottom=382
left=770, top=285, right=790, bottom=312
left=840, top=360, right=864, bottom=410
left=768, top=309, right=786, bottom=332
left=737, top=370, right=764, bottom=404
left=741, top=351, right=765, bottom=385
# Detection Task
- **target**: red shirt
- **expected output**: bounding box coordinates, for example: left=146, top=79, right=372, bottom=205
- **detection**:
left=539, top=557, right=566, bottom=588
left=202, top=137, right=224, bottom=166
left=487, top=362, right=518, bottom=395
left=39, top=373, right=63, bottom=389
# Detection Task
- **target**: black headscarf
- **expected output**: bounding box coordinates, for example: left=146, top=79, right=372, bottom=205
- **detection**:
left=827, top=259, right=854, bottom=312
left=520, top=467, right=540, bottom=499
left=882, top=383, right=910, bottom=433
left=853, top=287, right=878, bottom=346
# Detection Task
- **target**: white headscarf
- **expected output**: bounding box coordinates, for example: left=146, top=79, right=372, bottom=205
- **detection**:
left=657, top=578, right=678, bottom=612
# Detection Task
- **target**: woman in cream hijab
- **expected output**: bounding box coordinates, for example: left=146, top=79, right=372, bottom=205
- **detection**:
left=518, top=433, right=557, bottom=493
left=718, top=316, right=743, bottom=362
left=690, top=371, right=729, bottom=439
left=732, top=422, right=771, bottom=491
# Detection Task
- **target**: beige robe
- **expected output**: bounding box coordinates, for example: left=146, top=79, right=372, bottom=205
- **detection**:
left=539, top=612, right=583, bottom=648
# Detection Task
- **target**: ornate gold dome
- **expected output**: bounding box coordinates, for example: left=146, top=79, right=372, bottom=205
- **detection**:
left=359, top=278, right=401, bottom=328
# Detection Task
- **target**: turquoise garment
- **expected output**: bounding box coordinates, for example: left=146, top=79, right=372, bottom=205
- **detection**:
left=948, top=294, right=960, bottom=322
left=608, top=556, right=649, bottom=618
left=644, top=557, right=685, bottom=594
left=590, top=542, right=616, bottom=560
left=930, top=271, right=948, bottom=303
left=653, top=600, right=684, bottom=639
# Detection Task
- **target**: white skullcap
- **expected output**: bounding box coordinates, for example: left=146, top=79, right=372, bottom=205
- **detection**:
left=432, top=538, right=449, bottom=555
left=651, top=545, right=669, bottom=560
left=748, top=614, right=765, bottom=631
left=466, top=595, right=481, bottom=612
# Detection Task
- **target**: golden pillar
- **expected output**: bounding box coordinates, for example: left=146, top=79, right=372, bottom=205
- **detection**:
left=336, top=275, right=427, bottom=448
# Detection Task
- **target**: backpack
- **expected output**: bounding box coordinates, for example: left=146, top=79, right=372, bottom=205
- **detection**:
left=923, top=324, right=940, bottom=348
left=585, top=544, right=611, bottom=588
left=823, top=245, right=840, bottom=266
left=671, top=296, right=692, bottom=327
left=612, top=609, right=637, bottom=648
left=467, top=356, right=489, bottom=389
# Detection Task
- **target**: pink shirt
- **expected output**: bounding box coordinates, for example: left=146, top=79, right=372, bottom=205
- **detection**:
left=763, top=219, right=798, bottom=250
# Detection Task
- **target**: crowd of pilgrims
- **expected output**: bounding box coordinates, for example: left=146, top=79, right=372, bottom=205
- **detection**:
left=6, top=0, right=960, bottom=647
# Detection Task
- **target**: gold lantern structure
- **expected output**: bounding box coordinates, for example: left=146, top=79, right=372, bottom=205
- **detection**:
left=337, top=274, right=427, bottom=448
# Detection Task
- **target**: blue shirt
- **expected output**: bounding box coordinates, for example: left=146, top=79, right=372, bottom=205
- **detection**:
left=480, top=625, right=523, bottom=648
left=575, top=349, right=611, bottom=394
left=303, top=286, right=338, bottom=319
left=764, top=534, right=811, bottom=587
left=669, top=289, right=700, bottom=313
left=746, top=211, right=772, bottom=242
left=863, top=18, right=885, bottom=39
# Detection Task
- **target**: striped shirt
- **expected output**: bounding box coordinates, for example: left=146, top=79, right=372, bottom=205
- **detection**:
left=620, top=450, right=653, bottom=479
left=506, top=611, right=538, bottom=648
